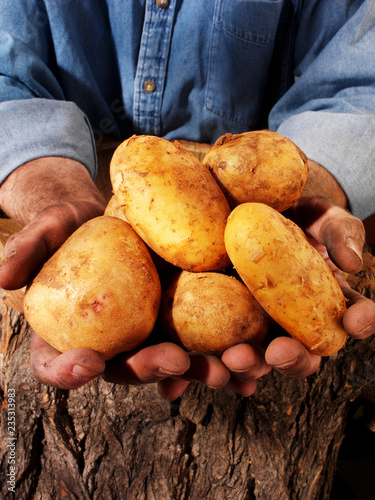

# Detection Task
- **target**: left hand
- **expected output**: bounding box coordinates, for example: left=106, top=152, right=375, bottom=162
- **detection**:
left=176, top=160, right=375, bottom=395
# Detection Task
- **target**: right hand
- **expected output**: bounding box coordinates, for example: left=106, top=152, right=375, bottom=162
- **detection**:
left=0, top=156, right=108, bottom=289
left=0, top=200, right=106, bottom=290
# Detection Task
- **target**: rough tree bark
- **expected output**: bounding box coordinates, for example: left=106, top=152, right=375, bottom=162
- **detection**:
left=0, top=143, right=374, bottom=500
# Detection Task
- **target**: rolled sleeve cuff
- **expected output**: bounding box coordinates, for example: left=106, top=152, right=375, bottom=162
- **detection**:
left=0, top=98, right=97, bottom=183
left=276, top=111, right=375, bottom=220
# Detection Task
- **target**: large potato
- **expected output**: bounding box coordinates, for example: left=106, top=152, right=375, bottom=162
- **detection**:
left=160, top=270, right=269, bottom=355
left=104, top=194, right=128, bottom=221
left=110, top=135, right=231, bottom=272
left=24, top=216, right=161, bottom=360
left=224, top=203, right=347, bottom=356
left=203, top=130, right=308, bottom=212
left=105, top=194, right=178, bottom=282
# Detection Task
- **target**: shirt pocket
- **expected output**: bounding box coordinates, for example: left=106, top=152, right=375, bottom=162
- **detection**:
left=205, top=0, right=283, bottom=127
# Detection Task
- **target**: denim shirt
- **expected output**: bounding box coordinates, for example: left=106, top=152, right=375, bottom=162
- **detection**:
left=0, top=0, right=374, bottom=219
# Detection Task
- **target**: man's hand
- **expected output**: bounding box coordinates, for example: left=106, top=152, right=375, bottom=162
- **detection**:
left=0, top=200, right=106, bottom=289
left=0, top=157, right=106, bottom=289
left=1, top=157, right=374, bottom=400
left=30, top=331, right=271, bottom=399
left=259, top=159, right=375, bottom=377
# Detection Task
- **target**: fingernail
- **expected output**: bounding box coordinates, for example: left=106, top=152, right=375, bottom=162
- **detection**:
left=354, top=322, right=374, bottom=338
left=230, top=369, right=255, bottom=382
left=231, top=367, right=250, bottom=373
left=1, top=249, right=17, bottom=262
left=345, top=238, right=363, bottom=264
left=274, top=357, right=298, bottom=370
left=157, top=367, right=185, bottom=377
left=72, top=364, right=98, bottom=380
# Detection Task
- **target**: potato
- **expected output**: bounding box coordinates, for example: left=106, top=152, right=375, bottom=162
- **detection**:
left=105, top=194, right=178, bottom=282
left=23, top=216, right=161, bottom=360
left=110, top=135, right=231, bottom=272
left=160, top=270, right=269, bottom=355
left=104, top=194, right=128, bottom=221
left=224, top=203, right=347, bottom=356
left=203, top=130, right=308, bottom=212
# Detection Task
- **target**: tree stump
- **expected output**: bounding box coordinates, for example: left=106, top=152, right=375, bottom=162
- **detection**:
left=1, top=143, right=374, bottom=500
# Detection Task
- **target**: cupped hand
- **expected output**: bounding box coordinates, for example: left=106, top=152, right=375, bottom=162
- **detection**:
left=286, top=192, right=374, bottom=338
left=28, top=331, right=324, bottom=400
left=0, top=156, right=106, bottom=290
left=28, top=328, right=320, bottom=399
left=30, top=320, right=275, bottom=399
left=0, top=200, right=105, bottom=290
left=30, top=332, right=229, bottom=399
left=6, top=157, right=375, bottom=400
left=29, top=229, right=375, bottom=400
left=263, top=188, right=375, bottom=378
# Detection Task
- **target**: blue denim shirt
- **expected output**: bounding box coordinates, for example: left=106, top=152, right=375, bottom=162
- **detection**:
left=0, top=0, right=374, bottom=219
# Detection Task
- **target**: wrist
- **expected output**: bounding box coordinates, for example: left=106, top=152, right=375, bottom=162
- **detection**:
left=301, top=160, right=348, bottom=209
left=0, top=157, right=106, bottom=226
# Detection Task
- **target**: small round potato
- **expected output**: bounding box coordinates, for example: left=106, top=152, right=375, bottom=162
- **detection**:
left=24, top=216, right=162, bottom=360
left=203, top=130, right=308, bottom=212
left=110, top=135, right=231, bottom=272
left=160, top=270, right=269, bottom=355
left=224, top=203, right=347, bottom=356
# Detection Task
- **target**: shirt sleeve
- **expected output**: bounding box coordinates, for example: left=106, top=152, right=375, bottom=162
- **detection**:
left=0, top=1, right=97, bottom=183
left=0, top=98, right=97, bottom=184
left=268, top=0, right=375, bottom=220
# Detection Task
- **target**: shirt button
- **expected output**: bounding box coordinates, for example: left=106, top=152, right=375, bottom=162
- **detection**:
left=143, top=80, right=156, bottom=93
left=156, top=0, right=169, bottom=9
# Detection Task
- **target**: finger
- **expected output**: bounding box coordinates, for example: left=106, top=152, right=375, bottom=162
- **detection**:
left=158, top=378, right=191, bottom=401
left=0, top=201, right=104, bottom=290
left=31, top=331, right=106, bottom=390
left=265, top=336, right=321, bottom=377
left=102, top=342, right=191, bottom=385
left=221, top=343, right=272, bottom=380
left=158, top=353, right=232, bottom=400
left=221, top=344, right=272, bottom=397
left=291, top=199, right=365, bottom=274
left=181, top=353, right=231, bottom=388
left=321, top=207, right=365, bottom=274
left=225, top=377, right=258, bottom=397
left=0, top=227, right=50, bottom=290
left=337, top=275, right=375, bottom=339
left=159, top=348, right=263, bottom=400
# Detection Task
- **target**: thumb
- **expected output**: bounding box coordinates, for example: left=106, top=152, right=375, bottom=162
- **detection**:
left=321, top=207, right=365, bottom=274
left=321, top=206, right=365, bottom=274
left=288, top=196, right=365, bottom=274
left=0, top=227, right=49, bottom=290
left=0, top=201, right=104, bottom=290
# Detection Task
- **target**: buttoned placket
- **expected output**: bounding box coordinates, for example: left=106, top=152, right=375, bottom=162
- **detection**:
left=133, top=0, right=175, bottom=136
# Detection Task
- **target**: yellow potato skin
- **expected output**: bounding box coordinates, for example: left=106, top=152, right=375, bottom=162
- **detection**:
left=105, top=194, right=178, bottom=281
left=110, top=135, right=231, bottom=272
left=203, top=130, right=308, bottom=212
left=224, top=203, right=347, bottom=356
left=23, top=216, right=161, bottom=360
left=104, top=194, right=128, bottom=221
left=160, top=271, right=269, bottom=355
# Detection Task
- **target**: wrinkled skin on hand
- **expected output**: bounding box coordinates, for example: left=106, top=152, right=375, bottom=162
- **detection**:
left=0, top=157, right=374, bottom=400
